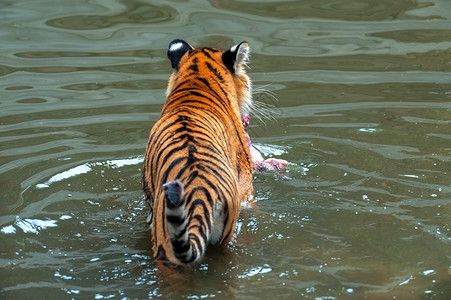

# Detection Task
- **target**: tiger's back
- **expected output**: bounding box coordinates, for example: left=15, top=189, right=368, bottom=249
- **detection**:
left=142, top=39, right=253, bottom=264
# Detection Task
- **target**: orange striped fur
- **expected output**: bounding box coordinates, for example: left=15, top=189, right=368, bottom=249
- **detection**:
left=142, top=39, right=253, bottom=264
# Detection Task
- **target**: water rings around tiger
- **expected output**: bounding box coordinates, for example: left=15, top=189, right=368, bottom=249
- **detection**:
left=1, top=0, right=450, bottom=298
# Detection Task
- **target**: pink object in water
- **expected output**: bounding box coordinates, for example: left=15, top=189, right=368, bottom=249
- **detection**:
left=253, top=158, right=288, bottom=172
left=242, top=113, right=288, bottom=172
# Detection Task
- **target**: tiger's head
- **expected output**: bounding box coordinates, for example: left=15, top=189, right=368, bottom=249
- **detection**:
left=165, top=39, right=252, bottom=115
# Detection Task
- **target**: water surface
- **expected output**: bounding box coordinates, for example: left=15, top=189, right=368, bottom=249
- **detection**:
left=1, top=0, right=450, bottom=299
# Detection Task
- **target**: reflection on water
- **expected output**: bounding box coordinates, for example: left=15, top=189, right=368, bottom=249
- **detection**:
left=211, top=0, right=441, bottom=21
left=33, top=156, right=143, bottom=189
left=46, top=3, right=175, bottom=30
left=1, top=0, right=450, bottom=298
left=2, top=216, right=59, bottom=235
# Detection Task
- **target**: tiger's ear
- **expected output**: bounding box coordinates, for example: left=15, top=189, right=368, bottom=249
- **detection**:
left=167, top=39, right=194, bottom=69
left=222, top=41, right=249, bottom=73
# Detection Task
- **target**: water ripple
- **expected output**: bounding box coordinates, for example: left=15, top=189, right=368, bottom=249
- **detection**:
left=1, top=0, right=451, bottom=299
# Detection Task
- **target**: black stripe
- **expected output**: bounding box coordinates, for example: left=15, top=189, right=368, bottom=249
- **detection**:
left=155, top=245, right=168, bottom=261
left=174, top=161, right=194, bottom=182
left=187, top=199, right=212, bottom=232
left=149, top=121, right=184, bottom=176
left=188, top=173, right=234, bottom=204
left=168, top=107, right=228, bottom=139
left=204, top=48, right=221, bottom=53
left=205, top=61, right=225, bottom=82
left=195, top=77, right=225, bottom=102
left=171, top=239, right=190, bottom=254
left=190, top=215, right=209, bottom=244
left=154, top=138, right=184, bottom=172
left=202, top=161, right=235, bottom=188
left=189, top=232, right=204, bottom=256
left=222, top=225, right=233, bottom=244
left=160, top=157, right=186, bottom=186
left=163, top=90, right=229, bottom=118
left=155, top=126, right=228, bottom=184
left=183, top=247, right=197, bottom=263
left=173, top=84, right=226, bottom=107
left=189, top=224, right=208, bottom=249
left=186, top=186, right=215, bottom=207
left=157, top=142, right=187, bottom=171
left=167, top=215, right=185, bottom=226
left=188, top=91, right=228, bottom=113
left=187, top=59, right=199, bottom=73
left=200, top=49, right=215, bottom=61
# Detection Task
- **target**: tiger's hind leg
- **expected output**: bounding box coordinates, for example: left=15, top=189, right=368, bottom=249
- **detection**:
left=163, top=180, right=204, bottom=263
left=210, top=202, right=225, bottom=244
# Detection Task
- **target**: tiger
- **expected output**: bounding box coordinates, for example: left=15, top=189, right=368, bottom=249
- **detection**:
left=142, top=39, right=254, bottom=264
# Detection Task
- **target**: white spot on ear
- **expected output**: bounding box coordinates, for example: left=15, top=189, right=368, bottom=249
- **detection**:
left=169, top=42, right=183, bottom=53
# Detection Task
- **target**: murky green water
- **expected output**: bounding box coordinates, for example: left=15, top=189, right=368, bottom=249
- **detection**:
left=1, top=0, right=450, bottom=298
